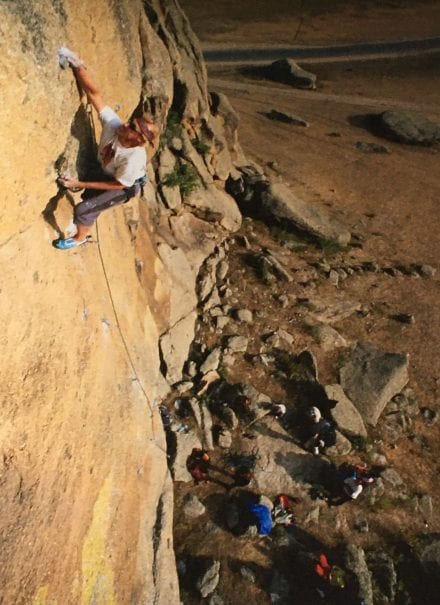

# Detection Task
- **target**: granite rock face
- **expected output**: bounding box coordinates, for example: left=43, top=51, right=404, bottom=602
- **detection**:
left=0, top=1, right=243, bottom=602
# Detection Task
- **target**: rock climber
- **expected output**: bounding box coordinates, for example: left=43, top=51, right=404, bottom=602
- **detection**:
left=54, top=47, right=160, bottom=250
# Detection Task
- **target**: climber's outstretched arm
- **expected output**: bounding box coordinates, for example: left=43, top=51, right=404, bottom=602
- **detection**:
left=72, top=64, right=105, bottom=113
left=58, top=47, right=104, bottom=113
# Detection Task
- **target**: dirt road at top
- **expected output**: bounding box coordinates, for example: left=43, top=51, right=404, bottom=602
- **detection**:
left=203, top=36, right=440, bottom=65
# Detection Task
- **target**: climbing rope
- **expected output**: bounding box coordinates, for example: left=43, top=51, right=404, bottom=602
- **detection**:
left=83, top=100, right=169, bottom=457
left=95, top=221, right=169, bottom=456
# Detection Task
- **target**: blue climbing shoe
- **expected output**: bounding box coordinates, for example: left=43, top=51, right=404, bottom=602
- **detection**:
left=53, top=237, right=87, bottom=250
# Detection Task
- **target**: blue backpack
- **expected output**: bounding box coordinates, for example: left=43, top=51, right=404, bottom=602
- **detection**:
left=248, top=504, right=273, bottom=535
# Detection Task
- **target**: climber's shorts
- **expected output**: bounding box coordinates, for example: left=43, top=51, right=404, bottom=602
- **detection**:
left=74, top=183, right=140, bottom=227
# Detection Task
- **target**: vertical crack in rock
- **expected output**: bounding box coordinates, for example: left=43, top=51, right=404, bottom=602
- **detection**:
left=152, top=493, right=165, bottom=598
left=109, top=0, right=139, bottom=79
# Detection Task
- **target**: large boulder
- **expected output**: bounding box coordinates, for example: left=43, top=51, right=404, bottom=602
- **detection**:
left=305, top=294, right=361, bottom=325
left=185, top=184, right=242, bottom=232
left=367, top=550, right=397, bottom=602
left=377, top=110, right=440, bottom=146
left=267, top=59, right=317, bottom=90
left=418, top=536, right=440, bottom=577
left=240, top=420, right=328, bottom=497
left=325, top=384, right=367, bottom=438
left=339, top=342, right=409, bottom=426
left=344, top=544, right=373, bottom=605
left=260, top=183, right=351, bottom=245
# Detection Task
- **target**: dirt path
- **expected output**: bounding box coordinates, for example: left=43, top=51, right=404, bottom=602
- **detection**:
left=204, top=35, right=440, bottom=65
left=209, top=76, right=440, bottom=114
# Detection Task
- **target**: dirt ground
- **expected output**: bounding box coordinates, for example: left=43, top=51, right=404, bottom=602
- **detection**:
left=174, top=2, right=440, bottom=603
left=180, top=0, right=440, bottom=47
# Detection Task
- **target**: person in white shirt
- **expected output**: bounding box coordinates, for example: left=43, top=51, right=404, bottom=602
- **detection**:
left=54, top=47, right=159, bottom=250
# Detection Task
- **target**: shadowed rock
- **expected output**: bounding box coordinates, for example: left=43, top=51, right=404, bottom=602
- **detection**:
left=261, top=182, right=351, bottom=245
left=378, top=110, right=440, bottom=146
left=325, top=384, right=367, bottom=438
left=266, top=109, right=309, bottom=127
left=196, top=559, right=221, bottom=598
left=267, top=59, right=317, bottom=89
left=344, top=544, right=373, bottom=605
left=339, top=342, right=409, bottom=426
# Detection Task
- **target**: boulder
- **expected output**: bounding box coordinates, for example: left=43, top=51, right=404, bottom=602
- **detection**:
left=344, top=544, right=373, bottom=605
left=240, top=566, right=257, bottom=583
left=216, top=259, right=229, bottom=281
left=325, top=431, right=352, bottom=456
left=183, top=494, right=206, bottom=518
left=253, top=250, right=293, bottom=283
left=355, top=141, right=390, bottom=153
left=220, top=406, right=239, bottom=430
left=235, top=309, right=253, bottom=323
left=185, top=184, right=242, bottom=232
left=378, top=110, right=440, bottom=146
left=296, top=350, right=319, bottom=381
left=225, top=335, right=248, bottom=353
left=160, top=311, right=198, bottom=385
left=196, top=559, right=221, bottom=598
left=324, top=384, right=367, bottom=438
left=418, top=536, right=440, bottom=576
left=200, top=347, right=222, bottom=374
left=209, top=91, right=243, bottom=161
left=260, top=183, right=351, bottom=245
left=313, top=324, right=348, bottom=351
left=367, top=550, right=397, bottom=603
left=381, top=468, right=403, bottom=488
left=247, top=421, right=328, bottom=496
left=269, top=569, right=290, bottom=603
left=188, top=397, right=214, bottom=450
left=305, top=294, right=361, bottom=325
left=208, top=595, right=225, bottom=605
left=266, top=109, right=309, bottom=127
left=171, top=430, right=203, bottom=482
left=339, top=342, right=409, bottom=426
left=267, top=59, right=317, bottom=90
left=217, top=428, right=233, bottom=448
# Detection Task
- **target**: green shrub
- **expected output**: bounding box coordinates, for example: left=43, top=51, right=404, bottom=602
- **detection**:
left=163, top=164, right=200, bottom=198
left=191, top=137, right=210, bottom=155
left=270, top=226, right=310, bottom=250
left=316, top=237, right=348, bottom=255
left=160, top=110, right=182, bottom=148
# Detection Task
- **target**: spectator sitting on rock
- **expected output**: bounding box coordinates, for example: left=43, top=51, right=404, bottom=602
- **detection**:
left=269, top=403, right=287, bottom=418
left=328, top=462, right=375, bottom=505
left=313, top=553, right=347, bottom=600
left=297, top=406, right=336, bottom=455
left=186, top=448, right=210, bottom=485
left=340, top=462, right=375, bottom=500
left=227, top=466, right=253, bottom=491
